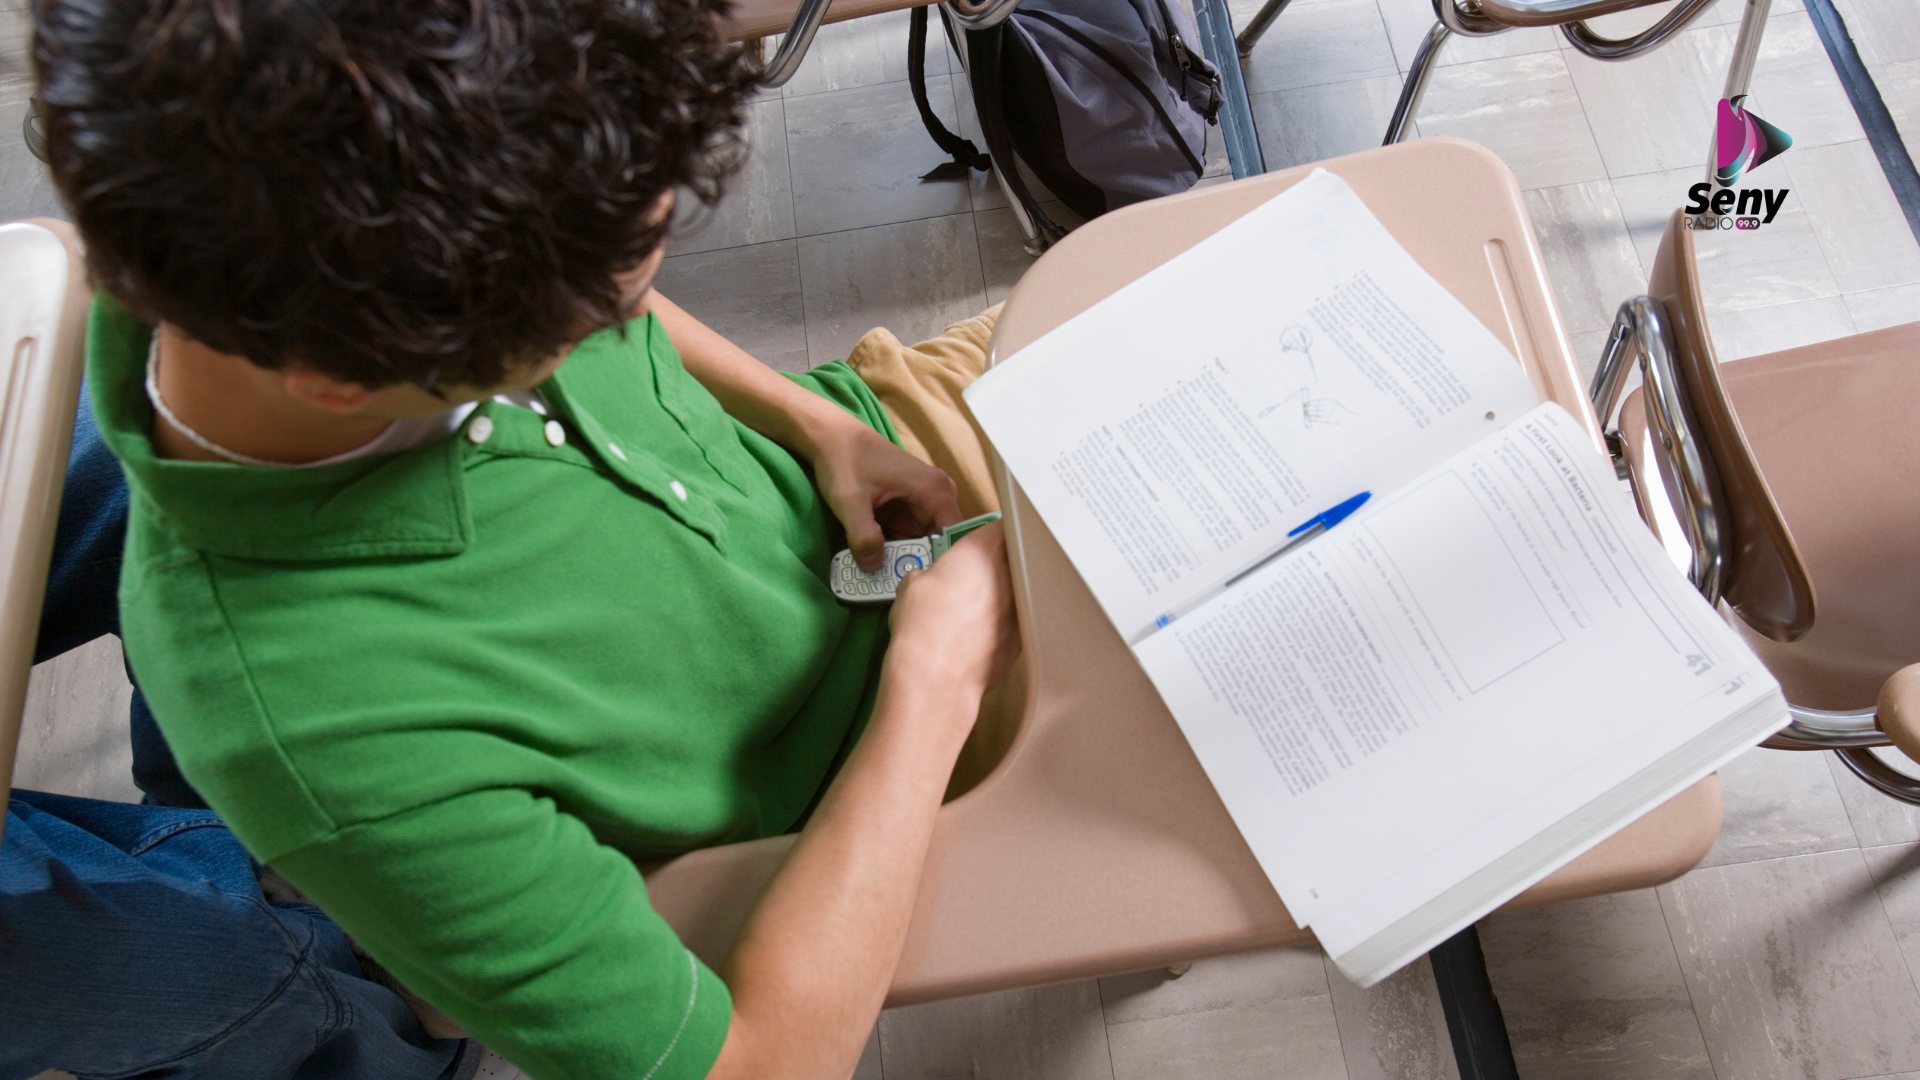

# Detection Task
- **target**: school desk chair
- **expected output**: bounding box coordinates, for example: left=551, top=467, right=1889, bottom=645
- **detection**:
left=0, top=219, right=91, bottom=853
left=1592, top=207, right=1920, bottom=805
left=645, top=136, right=1724, bottom=1080
left=1232, top=0, right=1775, bottom=160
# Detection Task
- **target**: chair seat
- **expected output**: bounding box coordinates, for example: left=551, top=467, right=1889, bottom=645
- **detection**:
left=1720, top=322, right=1920, bottom=710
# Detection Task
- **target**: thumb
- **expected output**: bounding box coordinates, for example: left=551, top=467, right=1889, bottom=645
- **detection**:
left=845, top=509, right=885, bottom=572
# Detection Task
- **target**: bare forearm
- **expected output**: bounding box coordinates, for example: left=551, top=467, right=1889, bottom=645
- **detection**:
left=649, top=291, right=850, bottom=459
left=708, top=660, right=981, bottom=1079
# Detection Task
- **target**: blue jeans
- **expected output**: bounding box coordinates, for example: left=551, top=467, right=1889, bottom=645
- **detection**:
left=1, top=395, right=481, bottom=1080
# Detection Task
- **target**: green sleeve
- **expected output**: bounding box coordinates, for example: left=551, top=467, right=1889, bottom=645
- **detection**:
left=273, top=789, right=731, bottom=1080
left=787, top=360, right=902, bottom=446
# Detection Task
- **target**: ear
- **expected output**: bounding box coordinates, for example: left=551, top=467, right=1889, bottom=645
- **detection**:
left=282, top=367, right=376, bottom=414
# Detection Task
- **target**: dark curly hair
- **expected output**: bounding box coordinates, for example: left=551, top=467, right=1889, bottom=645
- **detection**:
left=35, top=0, right=759, bottom=388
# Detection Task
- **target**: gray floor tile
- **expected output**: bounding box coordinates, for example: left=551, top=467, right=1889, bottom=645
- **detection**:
left=976, top=207, right=1037, bottom=308
left=1408, top=51, right=1609, bottom=190
left=11, top=637, right=140, bottom=804
left=853, top=1024, right=883, bottom=1080
left=1843, top=282, right=1920, bottom=333
left=976, top=201, right=1087, bottom=306
left=1234, top=0, right=1400, bottom=94
left=1325, top=952, right=1461, bottom=1080
left=1862, top=843, right=1920, bottom=995
left=654, top=240, right=810, bottom=372
left=1706, top=295, right=1856, bottom=358
left=1099, top=946, right=1348, bottom=1080
left=1698, top=745, right=1858, bottom=869
left=797, top=213, right=989, bottom=365
left=777, top=9, right=949, bottom=100
left=1784, top=140, right=1920, bottom=294
left=1567, top=327, right=1614, bottom=386
left=878, top=980, right=1117, bottom=1080
left=1659, top=848, right=1920, bottom=1080
left=1833, top=0, right=1920, bottom=67
left=1480, top=889, right=1715, bottom=1080
left=1562, top=24, right=1731, bottom=180
left=1882, top=60, right=1920, bottom=150
left=1722, top=0, right=1806, bottom=23
left=670, top=98, right=795, bottom=257
left=787, top=76, right=976, bottom=237
left=1831, top=751, right=1920, bottom=848
left=1746, top=11, right=1867, bottom=152
left=0, top=143, right=68, bottom=224
left=1609, top=167, right=1700, bottom=274
left=1612, top=165, right=1841, bottom=313
left=1524, top=178, right=1648, bottom=335
left=1690, top=190, right=1836, bottom=314
left=1375, top=0, right=1560, bottom=72
left=1250, top=75, right=1408, bottom=172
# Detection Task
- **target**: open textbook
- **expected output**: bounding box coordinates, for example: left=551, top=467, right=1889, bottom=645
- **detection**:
left=963, top=169, right=1788, bottom=987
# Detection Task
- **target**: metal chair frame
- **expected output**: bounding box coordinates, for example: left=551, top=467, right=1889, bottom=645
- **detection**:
left=1234, top=0, right=1774, bottom=165
left=1587, top=295, right=1920, bottom=804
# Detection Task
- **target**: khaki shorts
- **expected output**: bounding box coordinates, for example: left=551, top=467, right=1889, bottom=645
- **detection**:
left=844, top=304, right=1003, bottom=520
left=844, top=305, right=1021, bottom=795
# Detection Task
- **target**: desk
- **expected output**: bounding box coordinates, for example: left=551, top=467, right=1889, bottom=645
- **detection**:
left=645, top=137, right=1722, bottom=1009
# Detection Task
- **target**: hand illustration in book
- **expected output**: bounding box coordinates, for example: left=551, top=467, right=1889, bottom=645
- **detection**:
left=1280, top=324, right=1317, bottom=382
left=1259, top=387, right=1358, bottom=429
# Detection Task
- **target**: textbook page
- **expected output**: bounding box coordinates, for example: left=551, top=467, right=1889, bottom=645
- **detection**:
left=1132, top=403, right=1784, bottom=942
left=965, top=169, right=1541, bottom=641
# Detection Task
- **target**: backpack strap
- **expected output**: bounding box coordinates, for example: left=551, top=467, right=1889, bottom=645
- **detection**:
left=910, top=6, right=992, bottom=181
left=964, top=21, right=1067, bottom=246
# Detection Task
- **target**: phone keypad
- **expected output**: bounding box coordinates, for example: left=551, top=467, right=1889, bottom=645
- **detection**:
left=830, top=539, right=933, bottom=604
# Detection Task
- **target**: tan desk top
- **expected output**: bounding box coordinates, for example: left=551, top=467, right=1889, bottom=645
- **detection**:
left=646, top=138, right=1722, bottom=1006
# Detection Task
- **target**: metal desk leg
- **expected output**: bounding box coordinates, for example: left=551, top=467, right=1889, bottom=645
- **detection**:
left=1233, top=0, right=1297, bottom=57
left=1430, top=924, right=1521, bottom=1080
left=1383, top=23, right=1449, bottom=144
left=1193, top=0, right=1267, bottom=178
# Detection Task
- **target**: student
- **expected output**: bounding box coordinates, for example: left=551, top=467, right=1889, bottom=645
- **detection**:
left=33, top=1, right=1020, bottom=1079
left=3, top=403, right=478, bottom=1080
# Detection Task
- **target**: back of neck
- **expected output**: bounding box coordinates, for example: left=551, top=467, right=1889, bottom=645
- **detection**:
left=148, top=328, right=389, bottom=465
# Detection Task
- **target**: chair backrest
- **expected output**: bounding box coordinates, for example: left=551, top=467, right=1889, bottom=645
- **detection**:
left=1643, top=207, right=1816, bottom=642
left=1715, top=320, right=1920, bottom=709
left=0, top=219, right=92, bottom=846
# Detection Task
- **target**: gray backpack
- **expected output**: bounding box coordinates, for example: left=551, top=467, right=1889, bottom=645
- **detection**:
left=911, top=0, right=1224, bottom=245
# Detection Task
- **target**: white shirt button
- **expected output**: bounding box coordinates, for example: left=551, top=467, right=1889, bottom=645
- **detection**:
left=608, top=442, right=629, bottom=462
left=466, top=416, right=494, bottom=444
left=544, top=420, right=566, bottom=447
left=669, top=480, right=688, bottom=502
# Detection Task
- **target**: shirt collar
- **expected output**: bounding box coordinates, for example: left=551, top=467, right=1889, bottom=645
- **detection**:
left=90, top=298, right=475, bottom=562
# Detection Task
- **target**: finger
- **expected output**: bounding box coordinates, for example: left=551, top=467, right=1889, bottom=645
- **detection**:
left=907, top=470, right=962, bottom=531
left=844, top=507, right=886, bottom=572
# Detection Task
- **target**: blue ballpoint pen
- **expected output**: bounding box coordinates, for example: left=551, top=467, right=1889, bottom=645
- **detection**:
left=1129, top=491, right=1372, bottom=645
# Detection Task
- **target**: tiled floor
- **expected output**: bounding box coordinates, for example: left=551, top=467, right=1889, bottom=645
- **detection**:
left=9, top=0, right=1920, bottom=1078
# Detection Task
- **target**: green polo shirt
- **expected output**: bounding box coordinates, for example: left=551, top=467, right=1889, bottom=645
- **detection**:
left=90, top=298, right=898, bottom=1080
